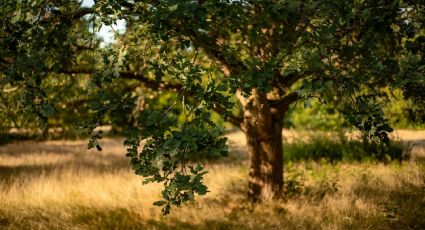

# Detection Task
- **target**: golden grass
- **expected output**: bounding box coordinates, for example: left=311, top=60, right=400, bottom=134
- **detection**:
left=0, top=130, right=424, bottom=229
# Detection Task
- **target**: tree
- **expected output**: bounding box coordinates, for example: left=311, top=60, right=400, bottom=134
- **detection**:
left=1, top=0, right=424, bottom=214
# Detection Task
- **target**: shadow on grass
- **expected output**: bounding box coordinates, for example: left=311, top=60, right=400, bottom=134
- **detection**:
left=350, top=176, right=425, bottom=229
left=0, top=155, right=131, bottom=185
left=146, top=219, right=248, bottom=230
left=0, top=133, right=40, bottom=146
left=0, top=142, right=82, bottom=157
left=0, top=206, right=248, bottom=230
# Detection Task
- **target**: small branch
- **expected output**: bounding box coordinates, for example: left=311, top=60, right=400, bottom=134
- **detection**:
left=72, top=44, right=95, bottom=51
left=0, top=57, right=14, bottom=65
left=60, top=68, right=183, bottom=91
left=119, top=72, right=182, bottom=92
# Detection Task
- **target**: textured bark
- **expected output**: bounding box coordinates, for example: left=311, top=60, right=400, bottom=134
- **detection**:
left=245, top=117, right=283, bottom=200
left=239, top=89, right=285, bottom=200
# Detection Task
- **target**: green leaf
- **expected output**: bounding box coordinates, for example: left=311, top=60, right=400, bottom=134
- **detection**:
left=153, top=200, right=167, bottom=206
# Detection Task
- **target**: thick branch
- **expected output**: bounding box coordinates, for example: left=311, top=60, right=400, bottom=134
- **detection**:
left=71, top=7, right=94, bottom=19
left=212, top=103, right=243, bottom=128
left=187, top=31, right=247, bottom=75
left=269, top=91, right=299, bottom=111
left=278, top=72, right=301, bottom=88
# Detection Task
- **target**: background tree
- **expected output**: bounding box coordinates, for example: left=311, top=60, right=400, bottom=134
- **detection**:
left=1, top=0, right=423, bottom=214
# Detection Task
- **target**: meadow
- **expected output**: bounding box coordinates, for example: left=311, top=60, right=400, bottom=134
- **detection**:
left=0, top=130, right=424, bottom=229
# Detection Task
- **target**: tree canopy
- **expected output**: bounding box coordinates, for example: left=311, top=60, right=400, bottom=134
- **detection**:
left=1, top=0, right=424, bottom=214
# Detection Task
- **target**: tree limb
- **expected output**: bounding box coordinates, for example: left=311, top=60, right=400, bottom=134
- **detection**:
left=278, top=72, right=301, bottom=88
left=61, top=68, right=244, bottom=128
left=187, top=30, right=247, bottom=75
left=212, top=103, right=243, bottom=128
left=60, top=68, right=182, bottom=91
left=269, top=91, right=299, bottom=111
left=119, top=72, right=182, bottom=92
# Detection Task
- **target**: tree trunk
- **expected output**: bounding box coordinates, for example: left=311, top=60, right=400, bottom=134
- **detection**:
left=244, top=118, right=283, bottom=200
left=239, top=89, right=285, bottom=200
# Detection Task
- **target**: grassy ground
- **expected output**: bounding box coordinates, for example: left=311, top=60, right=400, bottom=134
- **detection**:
left=0, top=130, right=424, bottom=229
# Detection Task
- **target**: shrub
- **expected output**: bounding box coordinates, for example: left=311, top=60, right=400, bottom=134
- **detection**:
left=284, top=133, right=410, bottom=164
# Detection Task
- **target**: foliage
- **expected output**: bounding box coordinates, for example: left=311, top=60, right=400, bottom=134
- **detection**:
left=383, top=89, right=425, bottom=129
left=284, top=99, right=346, bottom=130
left=122, top=110, right=228, bottom=214
left=285, top=89, right=425, bottom=131
left=283, top=165, right=305, bottom=197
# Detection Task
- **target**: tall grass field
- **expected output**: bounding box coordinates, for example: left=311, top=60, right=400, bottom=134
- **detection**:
left=1, top=130, right=424, bottom=229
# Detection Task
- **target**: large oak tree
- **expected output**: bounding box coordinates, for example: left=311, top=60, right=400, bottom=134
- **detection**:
left=1, top=0, right=424, bottom=214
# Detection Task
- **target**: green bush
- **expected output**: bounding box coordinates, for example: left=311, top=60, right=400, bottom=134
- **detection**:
left=284, top=134, right=410, bottom=164
left=284, top=99, right=346, bottom=131
left=283, top=90, right=425, bottom=131
left=382, top=89, right=425, bottom=129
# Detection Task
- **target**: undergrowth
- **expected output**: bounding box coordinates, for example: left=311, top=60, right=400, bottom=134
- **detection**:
left=284, top=133, right=411, bottom=164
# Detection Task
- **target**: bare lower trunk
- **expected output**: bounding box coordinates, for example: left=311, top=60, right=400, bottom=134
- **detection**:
left=239, top=89, right=285, bottom=201
left=244, top=119, right=283, bottom=200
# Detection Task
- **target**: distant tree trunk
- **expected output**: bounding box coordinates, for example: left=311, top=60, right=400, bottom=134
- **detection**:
left=40, top=125, right=49, bottom=141
left=239, top=89, right=285, bottom=200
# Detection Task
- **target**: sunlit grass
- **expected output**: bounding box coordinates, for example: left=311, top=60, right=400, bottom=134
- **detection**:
left=0, top=130, right=424, bottom=229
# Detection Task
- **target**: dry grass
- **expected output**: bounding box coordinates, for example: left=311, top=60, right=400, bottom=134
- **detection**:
left=1, top=130, right=424, bottom=229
